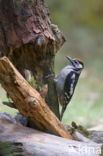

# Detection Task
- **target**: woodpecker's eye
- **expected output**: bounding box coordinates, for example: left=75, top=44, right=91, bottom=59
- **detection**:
left=73, top=59, right=84, bottom=69
left=74, top=61, right=78, bottom=64
left=73, top=60, right=79, bottom=66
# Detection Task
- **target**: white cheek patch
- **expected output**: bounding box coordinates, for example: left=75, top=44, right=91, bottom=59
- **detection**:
left=78, top=64, right=83, bottom=69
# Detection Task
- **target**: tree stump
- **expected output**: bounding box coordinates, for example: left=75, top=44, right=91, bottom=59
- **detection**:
left=0, top=0, right=65, bottom=119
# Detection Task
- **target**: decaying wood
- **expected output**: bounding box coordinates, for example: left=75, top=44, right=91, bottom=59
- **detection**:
left=0, top=57, right=73, bottom=139
left=0, top=113, right=102, bottom=156
left=0, top=0, right=66, bottom=119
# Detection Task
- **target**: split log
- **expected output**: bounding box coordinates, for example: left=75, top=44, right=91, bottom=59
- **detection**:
left=0, top=57, right=73, bottom=139
left=0, top=113, right=102, bottom=156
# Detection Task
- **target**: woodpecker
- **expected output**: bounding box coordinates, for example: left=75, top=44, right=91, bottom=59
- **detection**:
left=54, top=56, right=84, bottom=120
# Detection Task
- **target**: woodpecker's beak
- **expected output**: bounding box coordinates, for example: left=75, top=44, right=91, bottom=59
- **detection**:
left=66, top=56, right=75, bottom=66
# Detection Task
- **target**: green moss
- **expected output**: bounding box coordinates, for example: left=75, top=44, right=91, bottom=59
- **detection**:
left=28, top=76, right=37, bottom=88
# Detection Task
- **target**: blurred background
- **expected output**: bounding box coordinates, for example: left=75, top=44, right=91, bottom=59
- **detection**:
left=46, top=0, right=103, bottom=128
left=0, top=0, right=103, bottom=128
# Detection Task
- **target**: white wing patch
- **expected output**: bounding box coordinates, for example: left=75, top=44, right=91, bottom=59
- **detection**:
left=64, top=92, right=70, bottom=104
left=71, top=73, right=75, bottom=79
left=70, top=74, right=75, bottom=95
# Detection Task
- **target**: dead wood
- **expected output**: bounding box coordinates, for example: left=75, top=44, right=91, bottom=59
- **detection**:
left=0, top=57, right=73, bottom=139
left=0, top=113, right=102, bottom=156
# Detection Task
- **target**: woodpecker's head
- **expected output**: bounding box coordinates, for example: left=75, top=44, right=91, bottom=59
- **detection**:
left=66, top=56, right=84, bottom=71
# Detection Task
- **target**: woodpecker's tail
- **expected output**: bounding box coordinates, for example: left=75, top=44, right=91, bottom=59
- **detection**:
left=60, top=105, right=67, bottom=120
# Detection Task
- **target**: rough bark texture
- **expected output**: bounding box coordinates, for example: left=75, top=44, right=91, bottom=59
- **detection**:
left=0, top=0, right=65, bottom=119
left=0, top=57, right=73, bottom=139
left=0, top=114, right=102, bottom=156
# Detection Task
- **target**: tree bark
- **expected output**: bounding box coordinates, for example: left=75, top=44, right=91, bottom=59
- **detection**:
left=0, top=0, right=65, bottom=119
left=0, top=57, right=73, bottom=139
left=0, top=113, right=102, bottom=156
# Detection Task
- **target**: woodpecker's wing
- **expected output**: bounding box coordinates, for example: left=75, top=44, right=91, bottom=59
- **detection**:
left=60, top=72, right=79, bottom=120
left=63, top=72, right=79, bottom=105
left=54, top=66, right=73, bottom=95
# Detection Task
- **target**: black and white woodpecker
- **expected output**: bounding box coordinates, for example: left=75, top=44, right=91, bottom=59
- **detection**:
left=54, top=56, right=84, bottom=120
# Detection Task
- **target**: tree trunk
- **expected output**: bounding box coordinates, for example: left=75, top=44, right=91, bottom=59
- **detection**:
left=0, top=114, right=102, bottom=156
left=0, top=57, right=73, bottom=139
left=0, top=0, right=65, bottom=119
